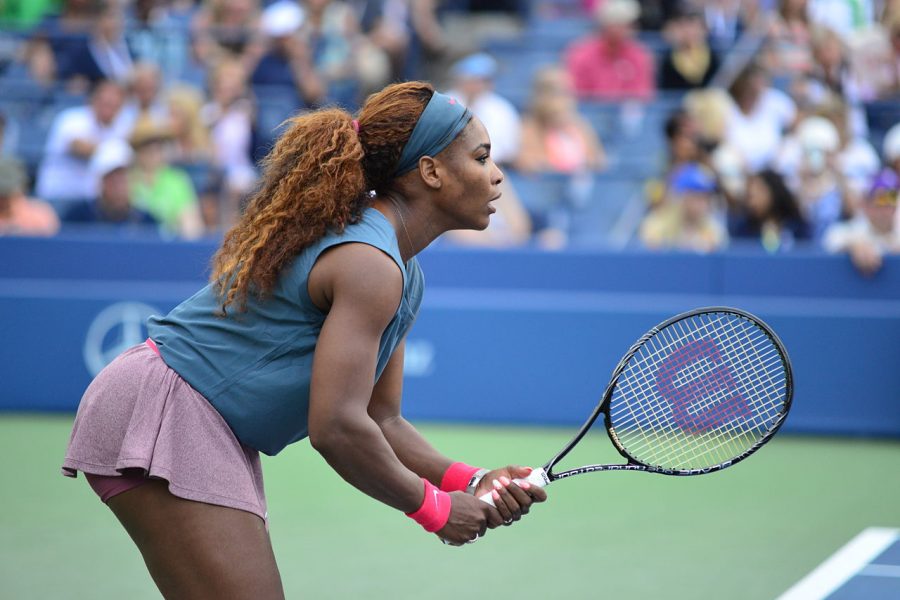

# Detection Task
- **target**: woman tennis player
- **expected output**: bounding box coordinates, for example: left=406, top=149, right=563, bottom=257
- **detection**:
left=62, top=81, right=546, bottom=598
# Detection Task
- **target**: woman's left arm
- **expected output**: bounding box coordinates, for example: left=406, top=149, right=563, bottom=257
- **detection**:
left=369, top=341, right=547, bottom=521
left=367, top=340, right=452, bottom=483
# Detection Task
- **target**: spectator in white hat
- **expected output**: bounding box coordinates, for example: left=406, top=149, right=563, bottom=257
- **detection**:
left=63, top=138, right=158, bottom=227
left=789, top=115, right=850, bottom=240
left=251, top=0, right=325, bottom=107
left=445, top=53, right=520, bottom=168
left=777, top=98, right=880, bottom=214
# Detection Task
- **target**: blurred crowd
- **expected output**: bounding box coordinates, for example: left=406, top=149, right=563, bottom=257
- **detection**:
left=0, top=0, right=898, bottom=274
left=627, top=0, right=900, bottom=275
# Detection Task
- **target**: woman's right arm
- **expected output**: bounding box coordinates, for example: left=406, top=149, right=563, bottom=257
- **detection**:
left=306, top=243, right=498, bottom=543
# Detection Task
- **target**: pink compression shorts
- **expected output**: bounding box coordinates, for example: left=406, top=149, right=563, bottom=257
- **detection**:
left=85, top=470, right=149, bottom=503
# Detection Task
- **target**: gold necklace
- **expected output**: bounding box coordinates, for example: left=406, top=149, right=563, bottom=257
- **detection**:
left=388, top=196, right=415, bottom=257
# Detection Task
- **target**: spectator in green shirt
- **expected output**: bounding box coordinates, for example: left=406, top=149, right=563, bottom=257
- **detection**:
left=128, top=116, right=204, bottom=238
left=0, top=0, right=60, bottom=29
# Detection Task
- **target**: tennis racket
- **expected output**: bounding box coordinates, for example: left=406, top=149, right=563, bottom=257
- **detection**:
left=481, top=306, right=793, bottom=505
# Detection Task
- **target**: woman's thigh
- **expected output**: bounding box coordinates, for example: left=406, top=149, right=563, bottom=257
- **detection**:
left=107, top=480, right=284, bottom=600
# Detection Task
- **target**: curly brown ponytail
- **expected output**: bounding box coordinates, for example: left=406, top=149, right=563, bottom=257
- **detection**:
left=211, top=81, right=436, bottom=314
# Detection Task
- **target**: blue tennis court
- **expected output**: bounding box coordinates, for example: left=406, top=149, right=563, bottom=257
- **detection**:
left=779, top=528, right=900, bottom=600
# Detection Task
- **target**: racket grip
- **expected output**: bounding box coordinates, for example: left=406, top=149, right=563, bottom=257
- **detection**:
left=477, top=468, right=549, bottom=506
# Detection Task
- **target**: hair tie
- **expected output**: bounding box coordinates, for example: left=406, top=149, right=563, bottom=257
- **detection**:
left=352, top=119, right=360, bottom=133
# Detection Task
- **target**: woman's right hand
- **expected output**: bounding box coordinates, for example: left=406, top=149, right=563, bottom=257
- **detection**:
left=436, top=492, right=500, bottom=546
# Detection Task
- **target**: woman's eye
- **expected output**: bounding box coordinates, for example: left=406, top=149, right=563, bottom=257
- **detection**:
left=477, top=155, right=489, bottom=164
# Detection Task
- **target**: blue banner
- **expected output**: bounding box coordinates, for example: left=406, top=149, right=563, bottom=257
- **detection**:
left=2, top=234, right=898, bottom=436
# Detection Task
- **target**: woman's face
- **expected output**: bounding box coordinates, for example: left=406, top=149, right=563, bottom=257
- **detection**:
left=815, top=36, right=843, bottom=69
left=214, top=64, right=246, bottom=105
left=169, top=105, right=189, bottom=137
left=670, top=118, right=699, bottom=163
left=92, top=83, right=125, bottom=126
left=533, top=71, right=576, bottom=125
left=866, top=195, right=898, bottom=234
left=678, top=16, right=706, bottom=47
left=682, top=191, right=711, bottom=223
left=133, top=69, right=160, bottom=108
left=97, top=7, right=124, bottom=40
left=305, top=0, right=332, bottom=12
left=101, top=168, right=131, bottom=212
left=543, top=92, right=576, bottom=124
left=27, top=40, right=56, bottom=82
left=782, top=0, right=808, bottom=17
left=220, top=0, right=255, bottom=24
left=433, top=118, right=504, bottom=231
left=740, top=74, right=765, bottom=108
left=135, top=140, right=167, bottom=171
left=746, top=176, right=773, bottom=217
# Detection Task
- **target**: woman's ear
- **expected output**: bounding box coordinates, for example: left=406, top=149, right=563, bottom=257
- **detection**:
left=417, top=156, right=443, bottom=190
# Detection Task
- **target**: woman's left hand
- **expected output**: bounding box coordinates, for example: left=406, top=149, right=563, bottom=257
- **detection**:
left=473, top=465, right=547, bottom=528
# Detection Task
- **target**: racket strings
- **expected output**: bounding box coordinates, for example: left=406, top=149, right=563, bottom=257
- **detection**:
left=613, top=318, right=737, bottom=467
left=660, top=323, right=784, bottom=463
left=614, top=326, right=734, bottom=468
left=636, top=315, right=785, bottom=468
left=608, top=312, right=788, bottom=471
left=617, top=354, right=751, bottom=467
left=635, top=316, right=786, bottom=467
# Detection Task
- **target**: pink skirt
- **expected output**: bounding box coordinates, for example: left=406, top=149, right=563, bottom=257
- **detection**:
left=61, top=342, right=268, bottom=523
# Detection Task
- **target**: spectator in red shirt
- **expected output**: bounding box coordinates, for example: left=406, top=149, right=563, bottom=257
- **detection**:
left=565, top=0, right=655, bottom=101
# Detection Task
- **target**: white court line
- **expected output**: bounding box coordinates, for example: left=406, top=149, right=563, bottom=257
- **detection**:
left=777, top=527, right=900, bottom=600
left=859, top=564, right=900, bottom=578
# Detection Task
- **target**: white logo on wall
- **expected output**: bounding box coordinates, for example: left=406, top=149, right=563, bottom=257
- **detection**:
left=84, top=302, right=161, bottom=376
left=403, top=339, right=435, bottom=377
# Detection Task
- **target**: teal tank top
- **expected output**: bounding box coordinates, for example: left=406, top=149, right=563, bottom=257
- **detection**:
left=146, top=208, right=424, bottom=456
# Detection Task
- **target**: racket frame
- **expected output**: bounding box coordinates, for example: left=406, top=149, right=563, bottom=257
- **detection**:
left=541, top=306, right=794, bottom=481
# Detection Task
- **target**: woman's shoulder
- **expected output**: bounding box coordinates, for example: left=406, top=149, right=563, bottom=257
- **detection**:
left=289, top=208, right=402, bottom=278
left=335, top=208, right=397, bottom=249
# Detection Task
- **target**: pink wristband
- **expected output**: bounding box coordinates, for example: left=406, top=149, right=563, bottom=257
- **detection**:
left=440, top=462, right=481, bottom=493
left=405, top=478, right=451, bottom=533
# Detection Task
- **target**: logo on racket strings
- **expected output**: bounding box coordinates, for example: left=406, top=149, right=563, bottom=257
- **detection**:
left=655, top=338, right=750, bottom=433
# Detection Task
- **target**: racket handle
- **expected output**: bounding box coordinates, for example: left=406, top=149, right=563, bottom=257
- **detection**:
left=477, top=468, right=549, bottom=506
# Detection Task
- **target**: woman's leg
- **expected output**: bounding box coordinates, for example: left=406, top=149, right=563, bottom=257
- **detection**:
left=107, top=480, right=285, bottom=600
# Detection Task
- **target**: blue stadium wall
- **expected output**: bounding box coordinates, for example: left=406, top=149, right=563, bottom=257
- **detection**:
left=2, top=234, right=899, bottom=437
